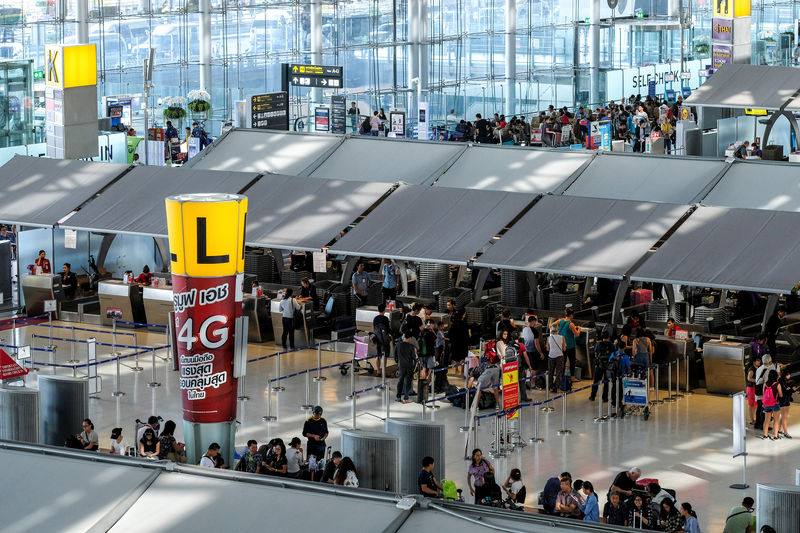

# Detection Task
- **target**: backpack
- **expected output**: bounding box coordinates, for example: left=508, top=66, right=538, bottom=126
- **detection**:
left=595, top=341, right=614, bottom=372
left=373, top=321, right=391, bottom=346
left=504, top=342, right=518, bottom=363
left=763, top=382, right=778, bottom=407
left=442, top=479, right=459, bottom=501
left=484, top=340, right=498, bottom=364
left=606, top=351, right=623, bottom=378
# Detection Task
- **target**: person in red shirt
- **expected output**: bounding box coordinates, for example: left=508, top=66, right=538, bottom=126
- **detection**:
left=34, top=250, right=51, bottom=274
left=135, top=265, right=154, bottom=285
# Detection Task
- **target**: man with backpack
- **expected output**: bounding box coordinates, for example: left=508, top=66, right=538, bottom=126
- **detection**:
left=590, top=330, right=615, bottom=402
left=372, top=303, right=392, bottom=377
left=607, top=348, right=631, bottom=414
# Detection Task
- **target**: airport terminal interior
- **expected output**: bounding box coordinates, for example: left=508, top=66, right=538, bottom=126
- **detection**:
left=4, top=1, right=800, bottom=533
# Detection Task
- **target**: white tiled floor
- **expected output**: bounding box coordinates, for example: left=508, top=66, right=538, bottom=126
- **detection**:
left=6, top=320, right=796, bottom=532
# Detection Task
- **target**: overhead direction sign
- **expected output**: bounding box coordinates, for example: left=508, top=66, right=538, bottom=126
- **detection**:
left=282, top=64, right=344, bottom=92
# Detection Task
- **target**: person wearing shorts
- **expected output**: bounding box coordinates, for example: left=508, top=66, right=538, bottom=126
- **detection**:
left=746, top=357, right=761, bottom=424
left=475, top=365, right=500, bottom=406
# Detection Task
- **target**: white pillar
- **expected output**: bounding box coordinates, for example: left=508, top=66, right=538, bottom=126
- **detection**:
left=419, top=0, right=429, bottom=101
left=504, top=0, right=516, bottom=115
left=311, top=0, right=323, bottom=104
left=199, top=0, right=212, bottom=95
left=76, top=0, right=88, bottom=43
left=408, top=0, right=420, bottom=116
left=589, top=0, right=601, bottom=106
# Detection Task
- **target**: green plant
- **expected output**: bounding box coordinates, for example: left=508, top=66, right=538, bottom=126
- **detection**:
left=188, top=99, right=211, bottom=112
left=163, top=106, right=186, bottom=120
left=694, top=43, right=710, bottom=55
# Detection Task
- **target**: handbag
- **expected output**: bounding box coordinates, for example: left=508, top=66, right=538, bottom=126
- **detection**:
left=292, top=299, right=304, bottom=325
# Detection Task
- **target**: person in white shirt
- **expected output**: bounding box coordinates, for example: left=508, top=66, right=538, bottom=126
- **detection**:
left=279, top=288, right=300, bottom=349
left=286, top=437, right=304, bottom=478
left=547, top=325, right=566, bottom=393
left=199, top=442, right=220, bottom=467
left=109, top=427, right=129, bottom=456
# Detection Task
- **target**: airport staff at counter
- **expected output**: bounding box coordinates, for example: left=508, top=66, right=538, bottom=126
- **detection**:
left=34, top=249, right=51, bottom=274
left=60, top=263, right=78, bottom=299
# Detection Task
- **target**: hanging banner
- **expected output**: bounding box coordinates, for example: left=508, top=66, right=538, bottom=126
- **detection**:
left=166, top=193, right=247, bottom=424
left=502, top=361, right=519, bottom=420
left=390, top=110, right=406, bottom=136
left=418, top=102, right=428, bottom=140
left=732, top=392, right=746, bottom=457
left=315, top=107, right=330, bottom=132
left=331, top=95, right=347, bottom=134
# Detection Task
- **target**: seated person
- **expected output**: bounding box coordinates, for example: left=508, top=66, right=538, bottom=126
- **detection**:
left=77, top=418, right=99, bottom=451
left=555, top=476, right=582, bottom=518
left=502, top=468, right=526, bottom=510
left=262, top=441, right=288, bottom=476
left=478, top=471, right=502, bottom=505
left=322, top=451, right=342, bottom=483
left=139, top=427, right=160, bottom=459
left=109, top=427, right=129, bottom=456
left=603, top=491, right=628, bottom=525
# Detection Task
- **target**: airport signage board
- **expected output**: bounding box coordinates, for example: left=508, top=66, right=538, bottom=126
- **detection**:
left=250, top=92, right=289, bottom=131
left=330, top=95, right=347, bottom=134
left=283, top=64, right=343, bottom=89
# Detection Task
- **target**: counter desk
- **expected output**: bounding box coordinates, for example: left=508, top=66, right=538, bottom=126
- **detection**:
left=702, top=340, right=750, bottom=395
left=654, top=335, right=695, bottom=389
left=243, top=294, right=273, bottom=343
left=98, top=280, right=146, bottom=327
left=142, top=285, right=175, bottom=329
left=21, top=274, right=62, bottom=317
left=271, top=299, right=312, bottom=347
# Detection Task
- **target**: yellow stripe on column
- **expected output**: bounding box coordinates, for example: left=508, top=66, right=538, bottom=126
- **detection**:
left=165, top=193, right=248, bottom=277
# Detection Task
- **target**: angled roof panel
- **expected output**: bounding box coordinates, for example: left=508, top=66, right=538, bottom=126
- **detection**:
left=473, top=195, right=691, bottom=279
left=684, top=64, right=800, bottom=110
left=434, top=146, right=593, bottom=192
left=701, top=160, right=800, bottom=211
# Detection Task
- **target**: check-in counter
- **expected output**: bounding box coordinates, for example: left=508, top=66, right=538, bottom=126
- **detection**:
left=271, top=299, right=312, bottom=347
left=142, top=285, right=175, bottom=329
left=575, top=329, right=597, bottom=380
left=355, top=306, right=405, bottom=335
left=243, top=294, right=273, bottom=343
left=703, top=340, right=750, bottom=395
left=21, top=274, right=62, bottom=317
left=654, top=335, right=695, bottom=389
left=98, top=280, right=146, bottom=326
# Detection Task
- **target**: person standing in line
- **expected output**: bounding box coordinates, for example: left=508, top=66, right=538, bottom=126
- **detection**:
left=380, top=258, right=398, bottom=302
left=547, top=324, right=566, bottom=393
left=370, top=111, right=382, bottom=136
left=556, top=307, right=582, bottom=382
left=372, top=303, right=391, bottom=377
left=755, top=354, right=776, bottom=431
left=302, top=405, right=329, bottom=460
left=279, top=288, right=299, bottom=349
left=395, top=333, right=417, bottom=402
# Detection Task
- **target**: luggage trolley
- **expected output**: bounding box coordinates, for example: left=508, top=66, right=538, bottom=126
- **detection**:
left=621, top=373, right=651, bottom=420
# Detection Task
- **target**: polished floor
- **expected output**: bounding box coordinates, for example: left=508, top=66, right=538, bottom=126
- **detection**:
left=4, top=320, right=796, bottom=532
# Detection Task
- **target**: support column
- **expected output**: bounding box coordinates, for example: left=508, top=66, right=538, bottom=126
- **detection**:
left=76, top=0, right=89, bottom=44
left=419, top=0, right=429, bottom=102
left=504, top=0, right=516, bottom=115
left=408, top=0, right=420, bottom=118
left=310, top=0, right=323, bottom=104
left=611, top=279, right=630, bottom=325
left=199, top=0, right=212, bottom=95
left=589, top=0, right=601, bottom=107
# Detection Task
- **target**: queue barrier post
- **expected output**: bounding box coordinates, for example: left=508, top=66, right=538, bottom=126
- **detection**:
left=272, top=352, right=285, bottom=392
left=131, top=330, right=143, bottom=372
left=652, top=365, right=662, bottom=405
left=594, top=382, right=606, bottom=423
left=514, top=406, right=526, bottom=448
left=313, top=345, right=326, bottom=383
left=301, top=369, right=313, bottom=411
left=147, top=347, right=161, bottom=388
left=557, top=393, right=571, bottom=435
left=541, top=371, right=554, bottom=412
left=111, top=351, right=125, bottom=397
left=346, top=355, right=357, bottom=429
left=67, top=326, right=80, bottom=365
left=684, top=353, right=693, bottom=395
left=488, top=412, right=505, bottom=458
left=385, top=381, right=391, bottom=420
left=472, top=412, right=480, bottom=453
left=529, top=400, right=544, bottom=443
left=49, top=345, right=57, bottom=375
left=47, top=311, right=54, bottom=349
left=30, top=334, right=39, bottom=372
left=672, top=358, right=683, bottom=399
left=262, top=379, right=277, bottom=422
left=459, top=372, right=470, bottom=432
left=663, top=361, right=675, bottom=403
left=378, top=354, right=386, bottom=391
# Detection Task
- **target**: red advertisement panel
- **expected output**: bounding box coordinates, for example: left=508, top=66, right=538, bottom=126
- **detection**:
left=172, top=274, right=241, bottom=423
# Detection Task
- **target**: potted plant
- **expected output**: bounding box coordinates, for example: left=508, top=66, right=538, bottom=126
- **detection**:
left=187, top=89, right=211, bottom=119
left=162, top=96, right=186, bottom=122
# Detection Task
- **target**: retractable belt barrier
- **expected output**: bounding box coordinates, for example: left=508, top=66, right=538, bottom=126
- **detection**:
left=114, top=320, right=167, bottom=328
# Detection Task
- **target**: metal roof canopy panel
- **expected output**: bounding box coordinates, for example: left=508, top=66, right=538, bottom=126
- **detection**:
left=62, top=166, right=259, bottom=237
left=684, top=64, right=800, bottom=110
left=434, top=145, right=593, bottom=192
left=701, top=159, right=800, bottom=212
left=244, top=174, right=394, bottom=251
left=189, top=129, right=342, bottom=175
left=0, top=447, right=156, bottom=533
left=0, top=155, right=129, bottom=227
left=108, top=470, right=406, bottom=532
left=631, top=206, right=800, bottom=293
left=328, top=184, right=536, bottom=264
left=309, top=137, right=465, bottom=184
left=473, top=195, right=691, bottom=279
left=565, top=152, right=727, bottom=204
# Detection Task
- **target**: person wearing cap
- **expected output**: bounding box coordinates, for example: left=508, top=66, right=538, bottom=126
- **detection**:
left=302, top=406, right=329, bottom=460
left=109, top=428, right=129, bottom=456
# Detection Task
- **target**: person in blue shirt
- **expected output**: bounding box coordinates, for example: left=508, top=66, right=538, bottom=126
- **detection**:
left=608, top=349, right=631, bottom=411
left=165, top=121, right=179, bottom=141
left=679, top=502, right=701, bottom=533
left=542, top=472, right=571, bottom=514
left=380, top=258, right=398, bottom=301
left=579, top=481, right=599, bottom=522
left=351, top=262, right=370, bottom=307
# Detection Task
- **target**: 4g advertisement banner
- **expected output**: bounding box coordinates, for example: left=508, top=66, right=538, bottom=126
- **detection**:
left=166, top=193, right=247, bottom=424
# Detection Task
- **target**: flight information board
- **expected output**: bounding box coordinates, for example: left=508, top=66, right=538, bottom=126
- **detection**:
left=251, top=92, right=289, bottom=131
